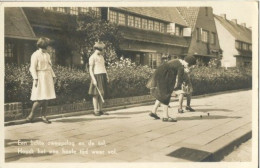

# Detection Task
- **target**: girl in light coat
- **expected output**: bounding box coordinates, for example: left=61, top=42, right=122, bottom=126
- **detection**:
left=26, top=37, right=56, bottom=124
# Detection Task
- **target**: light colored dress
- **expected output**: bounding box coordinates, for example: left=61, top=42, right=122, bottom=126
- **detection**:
left=29, top=49, right=56, bottom=101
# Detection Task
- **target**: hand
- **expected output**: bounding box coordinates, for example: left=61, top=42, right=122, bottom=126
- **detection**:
left=34, top=79, right=38, bottom=88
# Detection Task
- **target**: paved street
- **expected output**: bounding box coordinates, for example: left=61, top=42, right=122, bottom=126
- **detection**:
left=5, top=90, right=252, bottom=162
left=222, top=139, right=252, bottom=162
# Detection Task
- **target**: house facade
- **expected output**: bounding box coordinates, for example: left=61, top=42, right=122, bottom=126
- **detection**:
left=105, top=7, right=191, bottom=68
left=214, top=14, right=252, bottom=67
left=177, top=7, right=222, bottom=65
left=5, top=7, right=193, bottom=68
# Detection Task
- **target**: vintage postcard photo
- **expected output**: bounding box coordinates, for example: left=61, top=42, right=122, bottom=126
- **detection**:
left=0, top=1, right=258, bottom=168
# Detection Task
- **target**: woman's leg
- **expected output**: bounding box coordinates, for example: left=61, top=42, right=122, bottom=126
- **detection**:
left=178, top=94, right=184, bottom=110
left=152, top=100, right=161, bottom=114
left=162, top=104, right=169, bottom=118
left=92, top=95, right=99, bottom=114
left=41, top=100, right=51, bottom=123
left=97, top=96, right=103, bottom=112
left=41, top=100, right=48, bottom=117
left=186, top=94, right=195, bottom=111
left=27, top=101, right=43, bottom=119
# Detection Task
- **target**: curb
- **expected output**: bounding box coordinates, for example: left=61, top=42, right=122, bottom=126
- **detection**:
left=202, top=130, right=252, bottom=161
left=4, top=88, right=251, bottom=126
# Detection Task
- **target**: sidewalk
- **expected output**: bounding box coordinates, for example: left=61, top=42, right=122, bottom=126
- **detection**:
left=5, top=90, right=252, bottom=162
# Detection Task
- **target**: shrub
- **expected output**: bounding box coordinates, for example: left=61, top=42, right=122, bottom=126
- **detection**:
left=5, top=61, right=252, bottom=108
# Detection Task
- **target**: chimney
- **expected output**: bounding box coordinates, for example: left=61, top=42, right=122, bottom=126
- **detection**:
left=231, top=19, right=237, bottom=24
left=241, top=23, right=246, bottom=27
left=220, top=14, right=226, bottom=19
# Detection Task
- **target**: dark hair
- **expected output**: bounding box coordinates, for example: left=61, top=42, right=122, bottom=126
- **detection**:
left=94, top=47, right=103, bottom=51
left=37, top=37, right=50, bottom=49
left=184, top=56, right=196, bottom=66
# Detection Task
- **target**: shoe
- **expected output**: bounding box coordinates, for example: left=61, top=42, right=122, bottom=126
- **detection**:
left=100, top=111, right=109, bottom=115
left=149, top=112, right=160, bottom=119
left=162, top=117, right=177, bottom=122
left=178, top=109, right=184, bottom=113
left=93, top=112, right=101, bottom=116
left=186, top=106, right=195, bottom=112
left=25, top=117, right=33, bottom=123
left=42, top=117, right=51, bottom=124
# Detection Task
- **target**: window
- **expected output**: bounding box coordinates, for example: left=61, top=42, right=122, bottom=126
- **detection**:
left=242, top=43, right=248, bottom=50
left=80, top=7, right=89, bottom=14
left=92, top=7, right=101, bottom=17
left=196, top=28, right=201, bottom=41
left=142, top=19, right=148, bottom=30
left=70, top=7, right=79, bottom=15
left=205, top=7, right=208, bottom=16
left=56, top=7, right=66, bottom=13
left=149, top=54, right=157, bottom=68
left=160, top=23, right=165, bottom=33
left=167, top=23, right=175, bottom=34
left=201, top=30, right=209, bottom=43
left=235, top=41, right=242, bottom=49
left=210, top=32, right=216, bottom=44
left=5, top=42, right=14, bottom=58
left=109, top=11, right=117, bottom=23
left=175, top=26, right=180, bottom=36
left=154, top=21, right=160, bottom=31
left=249, top=44, right=252, bottom=51
left=148, top=20, right=153, bottom=30
left=128, top=15, right=134, bottom=27
left=135, top=17, right=141, bottom=28
left=118, top=13, right=126, bottom=25
left=44, top=7, right=54, bottom=11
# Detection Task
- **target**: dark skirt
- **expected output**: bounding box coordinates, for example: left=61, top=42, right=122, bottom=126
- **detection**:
left=146, top=60, right=183, bottom=105
left=88, top=73, right=108, bottom=98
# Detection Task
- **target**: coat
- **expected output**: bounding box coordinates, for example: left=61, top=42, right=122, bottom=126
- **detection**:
left=146, top=59, right=185, bottom=105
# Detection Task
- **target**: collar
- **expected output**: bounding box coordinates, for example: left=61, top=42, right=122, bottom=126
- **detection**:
left=179, top=59, right=190, bottom=73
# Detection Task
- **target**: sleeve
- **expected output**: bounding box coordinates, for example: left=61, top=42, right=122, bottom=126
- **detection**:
left=89, top=56, right=95, bottom=66
left=29, top=53, right=38, bottom=80
left=48, top=54, right=56, bottom=78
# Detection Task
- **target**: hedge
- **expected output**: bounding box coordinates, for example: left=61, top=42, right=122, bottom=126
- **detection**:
left=5, top=60, right=252, bottom=108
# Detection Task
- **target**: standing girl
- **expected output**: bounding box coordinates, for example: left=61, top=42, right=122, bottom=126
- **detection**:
left=88, top=41, right=109, bottom=116
left=26, top=37, right=56, bottom=124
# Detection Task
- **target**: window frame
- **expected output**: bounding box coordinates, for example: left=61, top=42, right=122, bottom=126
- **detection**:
left=118, top=12, right=126, bottom=25
left=109, top=10, right=118, bottom=24
left=201, top=29, right=209, bottom=43
left=134, top=17, right=141, bottom=29
left=128, top=15, right=134, bottom=27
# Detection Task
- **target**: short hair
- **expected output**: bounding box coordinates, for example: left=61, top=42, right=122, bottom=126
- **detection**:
left=184, top=55, right=196, bottom=66
left=36, top=37, right=50, bottom=49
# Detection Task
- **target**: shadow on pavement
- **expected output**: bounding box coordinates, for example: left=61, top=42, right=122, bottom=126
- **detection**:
left=195, top=108, right=233, bottom=112
left=5, top=152, right=53, bottom=162
left=5, top=139, right=37, bottom=147
left=111, top=110, right=150, bottom=115
left=177, top=115, right=241, bottom=121
left=55, top=116, right=131, bottom=123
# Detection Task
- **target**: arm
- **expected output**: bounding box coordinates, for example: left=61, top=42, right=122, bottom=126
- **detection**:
left=89, top=56, right=97, bottom=86
left=48, top=54, right=56, bottom=78
left=175, top=67, right=184, bottom=89
left=29, top=53, right=38, bottom=80
left=29, top=53, right=38, bottom=87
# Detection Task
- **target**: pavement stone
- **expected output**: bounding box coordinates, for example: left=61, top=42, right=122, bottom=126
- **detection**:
left=4, top=90, right=252, bottom=162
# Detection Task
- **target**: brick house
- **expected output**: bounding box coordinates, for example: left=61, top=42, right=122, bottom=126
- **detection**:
left=4, top=8, right=38, bottom=64
left=177, top=7, right=222, bottom=65
left=5, top=7, right=193, bottom=68
left=5, top=7, right=224, bottom=68
left=104, top=7, right=191, bottom=68
left=214, top=14, right=252, bottom=67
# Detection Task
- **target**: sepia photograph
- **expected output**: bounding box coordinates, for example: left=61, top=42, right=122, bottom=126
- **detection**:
left=1, top=1, right=258, bottom=167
